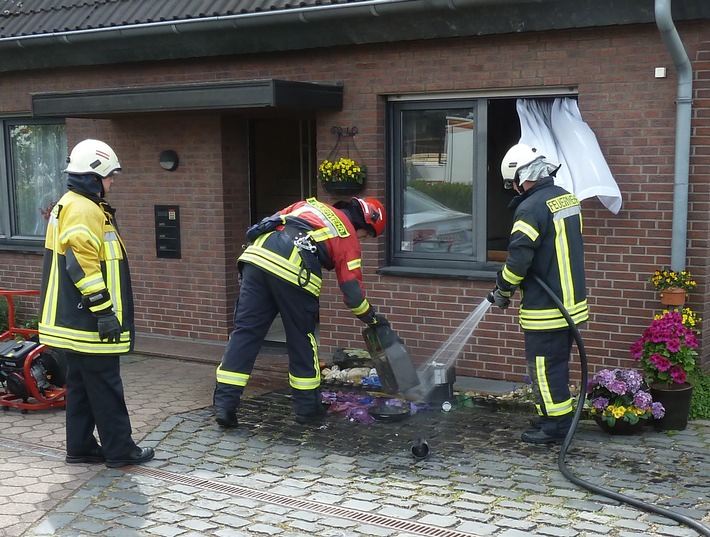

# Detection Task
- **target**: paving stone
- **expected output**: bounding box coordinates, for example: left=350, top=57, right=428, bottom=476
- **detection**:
left=456, top=520, right=499, bottom=535
left=417, top=514, right=458, bottom=527
left=147, top=525, right=188, bottom=537
left=287, top=519, right=323, bottom=533
left=249, top=523, right=283, bottom=534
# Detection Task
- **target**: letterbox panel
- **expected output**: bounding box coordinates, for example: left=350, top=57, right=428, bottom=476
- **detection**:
left=154, top=205, right=181, bottom=259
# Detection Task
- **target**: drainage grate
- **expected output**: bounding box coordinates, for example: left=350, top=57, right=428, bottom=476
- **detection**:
left=127, top=465, right=481, bottom=537
left=0, top=437, right=65, bottom=459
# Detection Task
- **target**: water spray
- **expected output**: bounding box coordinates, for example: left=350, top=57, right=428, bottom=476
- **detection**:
left=415, top=298, right=492, bottom=405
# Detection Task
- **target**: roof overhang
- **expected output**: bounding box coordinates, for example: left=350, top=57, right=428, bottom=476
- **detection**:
left=32, top=79, right=343, bottom=118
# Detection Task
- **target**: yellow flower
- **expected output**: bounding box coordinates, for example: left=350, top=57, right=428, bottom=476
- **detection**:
left=649, top=269, right=696, bottom=292
left=611, top=405, right=626, bottom=419
left=656, top=306, right=702, bottom=334
left=317, top=157, right=367, bottom=184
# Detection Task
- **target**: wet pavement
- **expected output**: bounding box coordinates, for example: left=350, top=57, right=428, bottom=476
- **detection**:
left=1, top=352, right=710, bottom=537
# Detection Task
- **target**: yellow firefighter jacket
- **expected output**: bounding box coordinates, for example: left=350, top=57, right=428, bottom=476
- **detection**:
left=39, top=188, right=134, bottom=355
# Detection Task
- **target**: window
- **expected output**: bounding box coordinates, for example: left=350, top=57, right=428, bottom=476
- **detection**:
left=0, top=119, right=66, bottom=249
left=387, top=97, right=520, bottom=275
left=387, top=93, right=618, bottom=277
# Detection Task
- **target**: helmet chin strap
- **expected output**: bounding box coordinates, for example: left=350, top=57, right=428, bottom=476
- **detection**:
left=96, top=176, right=106, bottom=198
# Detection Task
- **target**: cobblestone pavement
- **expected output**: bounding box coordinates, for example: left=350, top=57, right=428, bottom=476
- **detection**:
left=2, top=354, right=710, bottom=537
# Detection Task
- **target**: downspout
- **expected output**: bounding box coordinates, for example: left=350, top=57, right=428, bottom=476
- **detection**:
left=655, top=0, right=693, bottom=272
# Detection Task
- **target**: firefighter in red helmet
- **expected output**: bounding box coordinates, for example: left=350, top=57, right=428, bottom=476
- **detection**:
left=214, top=196, right=387, bottom=427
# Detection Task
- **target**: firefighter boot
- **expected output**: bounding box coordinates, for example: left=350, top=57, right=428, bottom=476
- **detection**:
left=521, top=413, right=572, bottom=444
left=216, top=408, right=239, bottom=428
left=294, top=388, right=327, bottom=425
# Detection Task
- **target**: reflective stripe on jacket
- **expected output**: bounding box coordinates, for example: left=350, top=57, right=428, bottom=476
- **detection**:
left=501, top=177, right=588, bottom=331
left=38, top=190, right=134, bottom=354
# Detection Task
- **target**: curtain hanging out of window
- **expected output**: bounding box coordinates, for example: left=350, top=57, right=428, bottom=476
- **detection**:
left=516, top=98, right=622, bottom=214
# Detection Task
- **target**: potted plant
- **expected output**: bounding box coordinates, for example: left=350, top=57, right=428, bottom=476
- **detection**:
left=630, top=309, right=698, bottom=430
left=318, top=156, right=366, bottom=195
left=648, top=269, right=696, bottom=306
left=587, top=368, right=665, bottom=434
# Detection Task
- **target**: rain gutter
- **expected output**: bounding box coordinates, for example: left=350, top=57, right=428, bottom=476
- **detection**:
left=655, top=0, right=693, bottom=272
left=0, top=0, right=534, bottom=47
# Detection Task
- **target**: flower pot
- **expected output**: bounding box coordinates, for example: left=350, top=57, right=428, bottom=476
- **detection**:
left=323, top=180, right=364, bottom=196
left=593, top=415, right=646, bottom=435
left=649, top=382, right=693, bottom=431
left=660, top=287, right=686, bottom=306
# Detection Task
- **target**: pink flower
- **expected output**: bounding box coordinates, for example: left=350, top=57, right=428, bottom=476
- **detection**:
left=630, top=310, right=697, bottom=386
left=669, top=366, right=687, bottom=384
left=649, top=353, right=671, bottom=371
left=665, top=338, right=681, bottom=353
left=630, top=340, right=643, bottom=359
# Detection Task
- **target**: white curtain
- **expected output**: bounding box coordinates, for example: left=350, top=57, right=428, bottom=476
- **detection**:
left=517, top=98, right=622, bottom=214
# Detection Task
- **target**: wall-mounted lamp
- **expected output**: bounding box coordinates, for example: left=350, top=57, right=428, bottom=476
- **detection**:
left=159, top=150, right=179, bottom=171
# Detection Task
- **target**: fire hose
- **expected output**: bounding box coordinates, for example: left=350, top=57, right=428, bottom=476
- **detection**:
left=531, top=273, right=710, bottom=537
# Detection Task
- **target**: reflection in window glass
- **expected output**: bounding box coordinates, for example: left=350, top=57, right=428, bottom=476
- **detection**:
left=9, top=123, right=66, bottom=237
left=400, top=107, right=475, bottom=256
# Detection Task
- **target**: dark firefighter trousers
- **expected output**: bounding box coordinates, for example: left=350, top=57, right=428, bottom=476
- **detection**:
left=65, top=352, right=138, bottom=459
left=214, top=263, right=321, bottom=416
left=524, top=328, right=575, bottom=435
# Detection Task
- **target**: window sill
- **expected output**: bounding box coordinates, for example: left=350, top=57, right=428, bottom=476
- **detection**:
left=378, top=265, right=499, bottom=281
left=0, top=242, right=44, bottom=254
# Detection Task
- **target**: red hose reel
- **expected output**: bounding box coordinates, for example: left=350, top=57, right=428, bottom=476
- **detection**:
left=0, top=290, right=66, bottom=412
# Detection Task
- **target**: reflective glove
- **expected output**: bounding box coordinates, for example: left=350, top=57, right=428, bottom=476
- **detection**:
left=368, top=314, right=390, bottom=327
left=96, top=312, right=122, bottom=343
left=487, top=287, right=511, bottom=310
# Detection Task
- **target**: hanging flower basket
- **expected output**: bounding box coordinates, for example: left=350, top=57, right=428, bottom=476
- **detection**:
left=318, top=126, right=366, bottom=196
left=322, top=178, right=364, bottom=195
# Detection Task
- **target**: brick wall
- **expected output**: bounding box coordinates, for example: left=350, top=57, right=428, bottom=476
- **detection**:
left=0, top=20, right=708, bottom=381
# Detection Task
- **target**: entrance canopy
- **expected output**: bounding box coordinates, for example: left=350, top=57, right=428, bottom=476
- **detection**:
left=32, top=79, right=343, bottom=118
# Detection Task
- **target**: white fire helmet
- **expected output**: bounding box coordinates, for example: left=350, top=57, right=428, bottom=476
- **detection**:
left=65, top=139, right=121, bottom=178
left=500, top=143, right=541, bottom=189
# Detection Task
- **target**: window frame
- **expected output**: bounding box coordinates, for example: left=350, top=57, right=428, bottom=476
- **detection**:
left=0, top=117, right=66, bottom=252
left=386, top=98, right=490, bottom=276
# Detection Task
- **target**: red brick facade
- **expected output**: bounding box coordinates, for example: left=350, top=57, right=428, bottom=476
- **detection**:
left=1, top=20, right=708, bottom=382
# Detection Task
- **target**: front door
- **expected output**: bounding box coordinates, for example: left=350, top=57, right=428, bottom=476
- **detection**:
left=251, top=118, right=317, bottom=343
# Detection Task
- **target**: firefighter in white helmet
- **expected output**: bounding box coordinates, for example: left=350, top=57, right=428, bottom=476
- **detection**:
left=489, top=143, right=588, bottom=444
left=38, top=139, right=154, bottom=467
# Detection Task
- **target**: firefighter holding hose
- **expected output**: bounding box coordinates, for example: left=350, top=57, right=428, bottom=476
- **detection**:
left=214, top=196, right=388, bottom=427
left=489, top=143, right=588, bottom=444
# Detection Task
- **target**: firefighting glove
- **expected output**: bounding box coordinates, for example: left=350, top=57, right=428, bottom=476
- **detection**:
left=368, top=314, right=390, bottom=328
left=487, top=287, right=511, bottom=310
left=95, top=311, right=122, bottom=343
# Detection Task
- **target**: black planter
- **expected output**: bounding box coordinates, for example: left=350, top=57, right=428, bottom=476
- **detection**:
left=322, top=180, right=364, bottom=196
left=593, top=415, right=646, bottom=435
left=650, top=382, right=693, bottom=431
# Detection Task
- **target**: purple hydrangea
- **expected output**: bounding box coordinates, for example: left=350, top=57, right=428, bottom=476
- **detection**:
left=651, top=402, right=666, bottom=419
left=588, top=368, right=666, bottom=426
left=633, top=390, right=652, bottom=410
left=592, top=397, right=610, bottom=411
